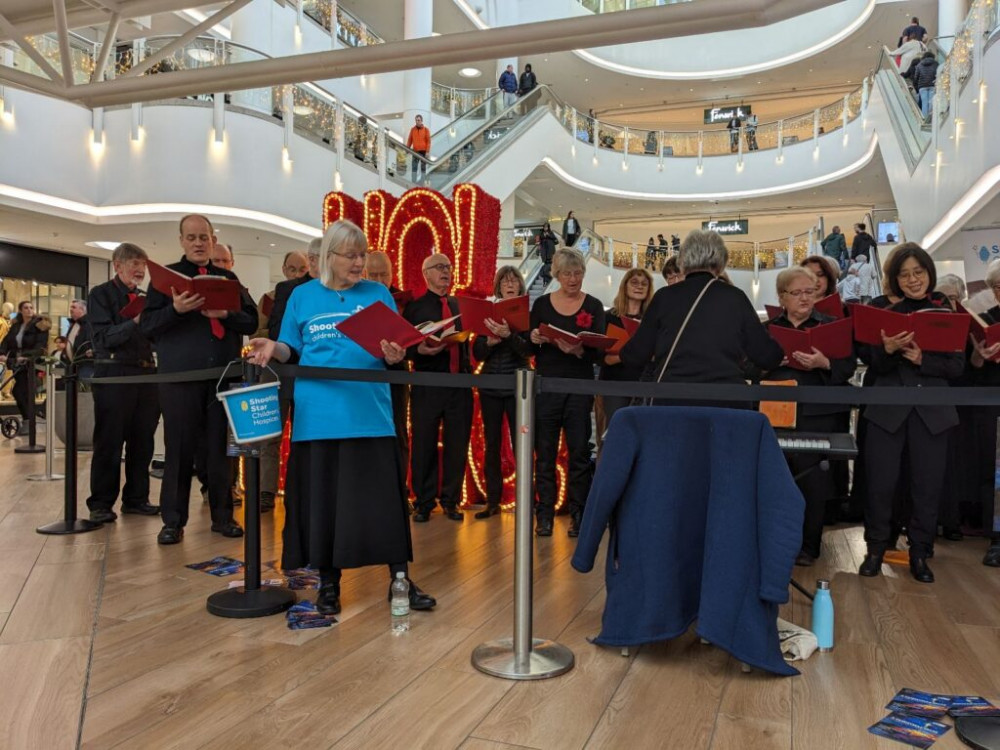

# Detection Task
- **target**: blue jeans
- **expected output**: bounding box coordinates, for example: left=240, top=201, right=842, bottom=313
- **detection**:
left=919, top=87, right=935, bottom=118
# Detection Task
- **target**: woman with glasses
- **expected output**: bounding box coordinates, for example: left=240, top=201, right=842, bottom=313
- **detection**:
left=529, top=248, right=606, bottom=538
left=247, top=220, right=436, bottom=616
left=762, top=267, right=856, bottom=567
left=600, top=269, right=654, bottom=437
left=858, top=243, right=964, bottom=584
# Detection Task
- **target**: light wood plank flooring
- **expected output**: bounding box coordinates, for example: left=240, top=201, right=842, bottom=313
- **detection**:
left=0, top=437, right=997, bottom=750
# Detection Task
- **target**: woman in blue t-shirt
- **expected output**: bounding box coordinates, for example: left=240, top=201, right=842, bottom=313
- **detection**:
left=248, top=220, right=436, bottom=616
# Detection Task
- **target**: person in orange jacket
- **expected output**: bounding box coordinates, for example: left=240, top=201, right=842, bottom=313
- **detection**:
left=406, top=114, right=431, bottom=183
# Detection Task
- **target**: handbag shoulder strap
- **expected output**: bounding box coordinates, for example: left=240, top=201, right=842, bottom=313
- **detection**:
left=652, top=277, right=716, bottom=385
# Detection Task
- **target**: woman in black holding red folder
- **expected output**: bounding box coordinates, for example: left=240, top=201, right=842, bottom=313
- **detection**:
left=859, top=244, right=965, bottom=583
left=530, top=248, right=606, bottom=538
left=762, top=266, right=856, bottom=567
left=473, top=266, right=531, bottom=519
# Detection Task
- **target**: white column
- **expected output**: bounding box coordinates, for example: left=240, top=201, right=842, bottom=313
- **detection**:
left=232, top=253, right=272, bottom=302
left=937, top=0, right=969, bottom=54
left=403, top=0, right=433, bottom=129
left=499, top=195, right=516, bottom=257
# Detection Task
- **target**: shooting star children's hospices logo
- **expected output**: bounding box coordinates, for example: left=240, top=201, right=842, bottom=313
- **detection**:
left=978, top=244, right=1000, bottom=263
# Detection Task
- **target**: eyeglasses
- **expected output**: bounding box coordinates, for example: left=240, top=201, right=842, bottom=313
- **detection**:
left=331, top=251, right=367, bottom=263
left=425, top=263, right=452, bottom=273
left=992, top=284, right=1000, bottom=293
left=898, top=268, right=928, bottom=281
left=781, top=289, right=814, bottom=298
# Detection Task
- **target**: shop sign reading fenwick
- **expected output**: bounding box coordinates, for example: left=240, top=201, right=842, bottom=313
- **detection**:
left=702, top=219, right=749, bottom=235
left=704, top=105, right=752, bottom=124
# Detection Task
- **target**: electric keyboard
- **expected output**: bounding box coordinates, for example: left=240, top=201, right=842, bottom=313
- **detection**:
left=773, top=431, right=857, bottom=459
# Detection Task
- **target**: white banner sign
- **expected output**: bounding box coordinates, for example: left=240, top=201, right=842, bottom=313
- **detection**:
left=961, top=228, right=1000, bottom=293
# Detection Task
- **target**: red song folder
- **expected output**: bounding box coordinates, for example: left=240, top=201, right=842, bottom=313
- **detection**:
left=768, top=318, right=853, bottom=369
left=962, top=304, right=1000, bottom=361
left=336, top=301, right=461, bottom=358
left=118, top=295, right=146, bottom=319
left=619, top=316, right=640, bottom=336
left=538, top=323, right=616, bottom=350
left=456, top=295, right=530, bottom=336
left=259, top=294, right=274, bottom=319
left=765, top=304, right=782, bottom=320
left=606, top=324, right=631, bottom=355
left=814, top=292, right=845, bottom=319
left=147, top=261, right=242, bottom=311
left=852, top=305, right=970, bottom=352
left=391, top=289, right=414, bottom=312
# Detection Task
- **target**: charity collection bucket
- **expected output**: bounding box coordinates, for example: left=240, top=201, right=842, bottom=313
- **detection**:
left=216, top=363, right=282, bottom=444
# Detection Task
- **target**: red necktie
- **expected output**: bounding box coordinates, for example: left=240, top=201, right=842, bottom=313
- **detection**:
left=198, top=267, right=226, bottom=340
left=441, top=295, right=459, bottom=374
left=127, top=292, right=137, bottom=303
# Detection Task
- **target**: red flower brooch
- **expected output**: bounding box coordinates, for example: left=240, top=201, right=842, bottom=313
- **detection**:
left=576, top=310, right=593, bottom=328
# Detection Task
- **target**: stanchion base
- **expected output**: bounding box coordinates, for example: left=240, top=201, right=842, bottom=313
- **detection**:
left=472, top=638, right=575, bottom=680
left=15, top=445, right=46, bottom=454
left=27, top=473, right=64, bottom=482
left=36, top=518, right=104, bottom=535
left=206, top=586, right=297, bottom=619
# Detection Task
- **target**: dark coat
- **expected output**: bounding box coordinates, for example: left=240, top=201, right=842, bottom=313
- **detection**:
left=571, top=406, right=804, bottom=676
left=912, top=57, right=938, bottom=90
left=1, top=317, right=47, bottom=358
left=518, top=69, right=537, bottom=95
left=88, top=277, right=155, bottom=376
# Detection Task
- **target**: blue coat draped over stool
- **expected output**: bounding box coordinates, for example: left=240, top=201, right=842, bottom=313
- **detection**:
left=571, top=407, right=805, bottom=676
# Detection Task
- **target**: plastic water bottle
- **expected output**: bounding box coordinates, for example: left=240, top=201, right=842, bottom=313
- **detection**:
left=812, top=579, right=834, bottom=652
left=390, top=572, right=410, bottom=633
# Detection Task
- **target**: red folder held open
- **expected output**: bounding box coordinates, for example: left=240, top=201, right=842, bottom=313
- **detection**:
left=814, top=292, right=845, bottom=319
left=147, top=261, right=242, bottom=311
left=118, top=295, right=146, bottom=319
left=768, top=318, right=853, bottom=369
left=962, top=304, right=1000, bottom=361
left=456, top=295, right=530, bottom=336
left=538, top=323, right=616, bottom=351
left=852, top=305, right=970, bottom=352
left=336, top=300, right=461, bottom=358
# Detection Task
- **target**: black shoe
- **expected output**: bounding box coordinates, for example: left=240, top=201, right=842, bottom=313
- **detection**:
left=859, top=553, right=883, bottom=577
left=942, top=527, right=964, bottom=542
left=474, top=505, right=500, bottom=519
left=984, top=543, right=1000, bottom=568
left=909, top=556, right=935, bottom=584
left=568, top=513, right=582, bottom=538
left=387, top=579, right=436, bottom=611
left=211, top=520, right=244, bottom=538
left=536, top=518, right=553, bottom=537
left=89, top=509, right=117, bottom=524
left=316, top=581, right=341, bottom=615
left=157, top=525, right=183, bottom=545
left=149, top=467, right=164, bottom=479
left=412, top=511, right=430, bottom=523
left=260, top=492, right=275, bottom=513
left=795, top=552, right=817, bottom=567
left=443, top=508, right=464, bottom=521
left=121, top=502, right=159, bottom=516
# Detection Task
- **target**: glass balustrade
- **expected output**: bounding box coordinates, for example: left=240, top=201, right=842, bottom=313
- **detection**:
left=431, top=83, right=493, bottom=117
left=874, top=47, right=931, bottom=168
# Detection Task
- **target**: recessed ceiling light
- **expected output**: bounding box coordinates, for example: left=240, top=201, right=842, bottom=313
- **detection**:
left=584, top=78, right=589, bottom=82
left=85, top=241, right=120, bottom=251
left=458, top=67, right=481, bottom=78
left=269, top=243, right=276, bottom=247
left=187, top=48, right=216, bottom=63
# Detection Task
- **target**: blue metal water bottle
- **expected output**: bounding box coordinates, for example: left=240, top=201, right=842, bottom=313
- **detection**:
left=812, top=579, right=834, bottom=652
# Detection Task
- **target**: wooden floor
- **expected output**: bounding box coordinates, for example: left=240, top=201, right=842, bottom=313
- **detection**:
left=2, top=437, right=999, bottom=750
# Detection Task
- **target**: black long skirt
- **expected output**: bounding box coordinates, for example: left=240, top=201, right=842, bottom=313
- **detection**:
left=281, top=437, right=413, bottom=571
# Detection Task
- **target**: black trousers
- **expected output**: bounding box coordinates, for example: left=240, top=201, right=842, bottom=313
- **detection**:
left=321, top=562, right=407, bottom=586
left=864, top=413, right=947, bottom=557
left=86, top=382, right=160, bottom=512
left=787, top=412, right=840, bottom=559
left=11, top=366, right=32, bottom=420
left=565, top=233, right=578, bottom=247
left=409, top=385, right=472, bottom=512
left=480, top=391, right=516, bottom=508
left=158, top=381, right=235, bottom=528
left=535, top=392, right=593, bottom=520
left=391, top=383, right=410, bottom=488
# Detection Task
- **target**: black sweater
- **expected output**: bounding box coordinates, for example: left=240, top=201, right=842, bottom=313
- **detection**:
left=530, top=293, right=606, bottom=379
left=403, top=290, right=470, bottom=374
left=139, top=257, right=258, bottom=374
left=473, top=328, right=532, bottom=396
left=88, top=277, right=155, bottom=376
left=621, top=272, right=783, bottom=384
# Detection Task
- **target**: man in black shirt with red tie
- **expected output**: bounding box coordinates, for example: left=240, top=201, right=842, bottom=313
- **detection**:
left=86, top=243, right=161, bottom=523
left=403, top=253, right=472, bottom=522
left=141, top=214, right=258, bottom=544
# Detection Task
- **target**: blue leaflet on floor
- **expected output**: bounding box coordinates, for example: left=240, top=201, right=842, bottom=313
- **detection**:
left=948, top=696, right=1000, bottom=717
left=284, top=573, right=321, bottom=590
left=286, top=600, right=336, bottom=630
left=186, top=556, right=246, bottom=577
left=868, top=713, right=951, bottom=748
left=886, top=688, right=954, bottom=719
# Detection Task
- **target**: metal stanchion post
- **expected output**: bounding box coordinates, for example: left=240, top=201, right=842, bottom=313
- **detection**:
left=207, top=360, right=296, bottom=618
left=28, top=360, right=63, bottom=481
left=37, top=364, right=102, bottom=535
left=15, top=359, right=45, bottom=454
left=472, top=369, right=575, bottom=680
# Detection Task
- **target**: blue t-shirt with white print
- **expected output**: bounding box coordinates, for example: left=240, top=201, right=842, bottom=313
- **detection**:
left=279, top=278, right=395, bottom=442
